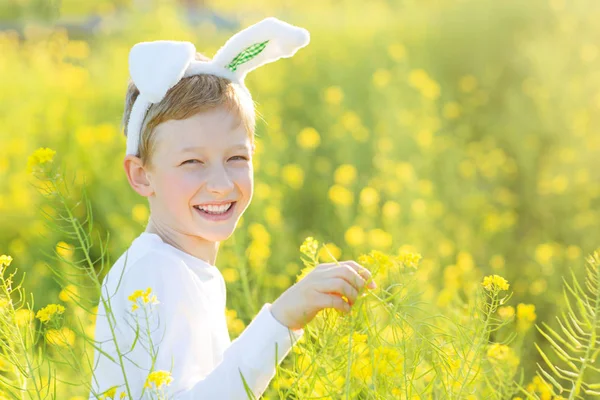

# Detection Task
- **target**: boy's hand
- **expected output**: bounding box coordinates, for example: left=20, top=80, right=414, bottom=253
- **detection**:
left=270, top=261, right=376, bottom=331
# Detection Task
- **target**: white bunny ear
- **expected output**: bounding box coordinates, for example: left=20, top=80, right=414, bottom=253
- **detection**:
left=129, top=40, right=196, bottom=103
left=212, top=17, right=310, bottom=83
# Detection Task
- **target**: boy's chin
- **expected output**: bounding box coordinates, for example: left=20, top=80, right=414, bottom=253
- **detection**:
left=196, top=227, right=237, bottom=242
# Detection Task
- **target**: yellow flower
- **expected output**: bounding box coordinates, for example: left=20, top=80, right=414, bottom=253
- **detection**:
left=323, top=86, right=344, bottom=105
left=35, top=304, right=65, bottom=323
left=344, top=225, right=365, bottom=247
left=359, top=187, right=380, bottom=208
left=497, top=306, right=515, bottom=320
left=535, top=243, right=554, bottom=265
left=486, top=343, right=519, bottom=369
left=59, top=284, right=79, bottom=303
left=132, top=204, right=149, bottom=224
left=45, top=327, right=76, bottom=347
left=56, top=241, right=75, bottom=259
left=367, top=229, right=393, bottom=250
left=0, top=296, right=11, bottom=312
left=225, top=308, right=245, bottom=337
left=0, top=254, right=13, bottom=268
left=26, top=147, right=56, bottom=174
left=14, top=309, right=35, bottom=327
left=318, top=243, right=342, bottom=263
left=300, top=237, right=319, bottom=259
left=517, top=303, right=537, bottom=324
left=281, top=164, right=304, bottom=189
left=144, top=370, right=173, bottom=389
left=328, top=184, right=354, bottom=206
left=482, top=275, right=510, bottom=292
left=388, top=43, right=406, bottom=61
left=333, top=164, right=357, bottom=186
left=358, top=250, right=396, bottom=275
left=382, top=201, right=401, bottom=220
left=101, top=385, right=117, bottom=399
left=221, top=268, right=239, bottom=283
left=297, top=127, right=321, bottom=149
left=397, top=251, right=422, bottom=269
left=128, top=288, right=159, bottom=312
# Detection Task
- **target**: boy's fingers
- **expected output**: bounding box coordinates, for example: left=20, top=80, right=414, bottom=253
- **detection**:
left=345, top=261, right=377, bottom=289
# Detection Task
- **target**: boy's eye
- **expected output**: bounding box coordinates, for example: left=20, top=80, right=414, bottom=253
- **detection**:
left=182, top=156, right=249, bottom=165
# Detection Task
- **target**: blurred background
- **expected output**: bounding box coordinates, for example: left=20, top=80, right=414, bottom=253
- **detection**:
left=1, top=0, right=599, bottom=392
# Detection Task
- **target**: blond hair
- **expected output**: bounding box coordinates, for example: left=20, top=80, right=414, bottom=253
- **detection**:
left=121, top=52, right=256, bottom=170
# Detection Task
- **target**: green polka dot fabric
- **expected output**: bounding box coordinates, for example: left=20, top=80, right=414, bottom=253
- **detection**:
left=226, top=40, right=270, bottom=72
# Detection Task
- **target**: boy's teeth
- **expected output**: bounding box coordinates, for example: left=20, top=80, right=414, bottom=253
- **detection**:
left=196, top=203, right=232, bottom=213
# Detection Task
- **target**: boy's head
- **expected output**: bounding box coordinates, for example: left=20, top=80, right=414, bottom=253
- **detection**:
left=122, top=51, right=256, bottom=243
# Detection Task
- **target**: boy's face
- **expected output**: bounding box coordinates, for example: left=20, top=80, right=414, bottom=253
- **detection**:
left=142, top=106, right=254, bottom=243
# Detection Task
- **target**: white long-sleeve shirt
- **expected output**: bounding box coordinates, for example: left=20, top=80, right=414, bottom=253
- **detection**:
left=88, top=232, right=303, bottom=400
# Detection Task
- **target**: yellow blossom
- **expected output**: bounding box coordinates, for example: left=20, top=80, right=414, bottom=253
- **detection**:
left=344, top=225, right=365, bottom=247
left=359, top=187, right=380, bottom=208
left=516, top=303, right=536, bottom=329
left=300, top=237, right=319, bottom=259
left=144, top=370, right=173, bottom=389
left=482, top=275, right=510, bottom=292
left=324, top=86, right=344, bottom=105
left=14, top=309, right=35, bottom=326
left=225, top=308, right=245, bottom=337
left=128, top=287, right=159, bottom=312
left=132, top=204, right=149, bottom=224
left=221, top=268, right=239, bottom=283
left=328, top=184, right=354, bottom=206
left=334, top=164, right=357, bottom=185
left=382, top=201, right=401, bottom=220
left=56, top=241, right=75, bottom=259
left=45, top=327, right=76, bottom=347
left=397, top=251, right=422, bottom=269
left=59, top=284, right=79, bottom=303
left=0, top=255, right=12, bottom=268
left=101, top=386, right=117, bottom=399
left=281, top=164, right=304, bottom=189
left=497, top=306, right=515, bottom=320
left=35, top=304, right=65, bottom=323
left=318, top=243, right=342, bottom=263
left=388, top=43, right=406, bottom=61
left=297, top=127, right=321, bottom=149
left=367, top=229, right=393, bottom=250
left=26, top=147, right=56, bottom=174
left=486, top=343, right=519, bottom=369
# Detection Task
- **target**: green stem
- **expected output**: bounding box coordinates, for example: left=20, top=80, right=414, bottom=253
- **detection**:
left=55, top=178, right=134, bottom=399
left=455, top=293, right=497, bottom=399
left=569, top=264, right=600, bottom=399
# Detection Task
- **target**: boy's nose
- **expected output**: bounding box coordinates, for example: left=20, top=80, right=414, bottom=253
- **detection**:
left=204, top=168, right=235, bottom=193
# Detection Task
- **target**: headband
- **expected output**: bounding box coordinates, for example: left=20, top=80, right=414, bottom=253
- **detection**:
left=125, top=17, right=310, bottom=156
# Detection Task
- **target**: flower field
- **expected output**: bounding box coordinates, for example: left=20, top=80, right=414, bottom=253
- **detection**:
left=1, top=0, right=599, bottom=398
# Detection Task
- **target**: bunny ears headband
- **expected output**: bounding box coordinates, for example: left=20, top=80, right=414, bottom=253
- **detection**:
left=125, top=17, right=310, bottom=156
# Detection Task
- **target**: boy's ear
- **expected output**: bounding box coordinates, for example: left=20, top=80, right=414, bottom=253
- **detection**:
left=123, top=155, right=154, bottom=197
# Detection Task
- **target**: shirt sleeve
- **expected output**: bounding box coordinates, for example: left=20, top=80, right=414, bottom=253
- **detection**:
left=90, top=251, right=304, bottom=400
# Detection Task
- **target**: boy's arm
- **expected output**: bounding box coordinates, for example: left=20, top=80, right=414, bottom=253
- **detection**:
left=89, top=252, right=303, bottom=400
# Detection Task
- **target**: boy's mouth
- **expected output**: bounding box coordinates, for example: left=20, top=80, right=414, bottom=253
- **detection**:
left=193, top=202, right=236, bottom=217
